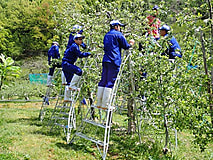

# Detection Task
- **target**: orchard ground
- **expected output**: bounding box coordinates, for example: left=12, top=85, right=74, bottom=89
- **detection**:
left=0, top=102, right=212, bottom=160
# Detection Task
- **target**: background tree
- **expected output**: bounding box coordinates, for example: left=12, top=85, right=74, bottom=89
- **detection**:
left=0, top=0, right=59, bottom=59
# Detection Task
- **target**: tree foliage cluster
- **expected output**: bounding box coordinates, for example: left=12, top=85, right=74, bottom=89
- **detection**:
left=0, top=0, right=59, bottom=59
left=50, top=0, right=213, bottom=151
left=0, top=0, right=212, bottom=152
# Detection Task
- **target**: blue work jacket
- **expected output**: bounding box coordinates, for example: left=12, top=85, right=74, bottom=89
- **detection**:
left=161, top=34, right=182, bottom=59
left=103, top=29, right=131, bottom=67
left=66, top=32, right=86, bottom=50
left=48, top=45, right=60, bottom=62
left=62, top=43, right=90, bottom=64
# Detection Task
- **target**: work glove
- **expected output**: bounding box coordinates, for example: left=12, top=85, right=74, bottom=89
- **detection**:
left=81, top=43, right=87, bottom=49
left=78, top=30, right=83, bottom=34
left=85, top=52, right=91, bottom=57
left=176, top=54, right=182, bottom=58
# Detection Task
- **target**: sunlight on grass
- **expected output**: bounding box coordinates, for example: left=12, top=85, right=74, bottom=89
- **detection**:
left=0, top=103, right=212, bottom=160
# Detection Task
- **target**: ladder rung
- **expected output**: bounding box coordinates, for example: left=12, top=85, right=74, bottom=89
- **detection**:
left=83, top=119, right=106, bottom=128
left=52, top=117, right=68, bottom=120
left=152, top=113, right=161, bottom=116
left=49, top=97, right=57, bottom=99
left=60, top=112, right=69, bottom=116
left=56, top=105, right=70, bottom=109
left=91, top=105, right=106, bottom=111
left=55, top=123, right=73, bottom=129
left=91, top=105, right=115, bottom=111
left=91, top=105, right=102, bottom=110
left=75, top=132, right=105, bottom=146
left=64, top=101, right=75, bottom=104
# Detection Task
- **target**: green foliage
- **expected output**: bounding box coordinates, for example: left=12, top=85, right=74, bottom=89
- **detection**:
left=0, top=28, right=17, bottom=56
left=0, top=54, right=21, bottom=90
left=0, top=0, right=59, bottom=59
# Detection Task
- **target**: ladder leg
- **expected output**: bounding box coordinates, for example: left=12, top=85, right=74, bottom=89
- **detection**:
left=103, top=109, right=113, bottom=159
left=48, top=83, right=65, bottom=127
left=39, top=86, right=51, bottom=121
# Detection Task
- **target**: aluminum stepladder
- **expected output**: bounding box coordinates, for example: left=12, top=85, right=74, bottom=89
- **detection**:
left=49, top=86, right=80, bottom=143
left=69, top=50, right=132, bottom=160
left=39, top=68, right=62, bottom=122
left=48, top=57, right=92, bottom=143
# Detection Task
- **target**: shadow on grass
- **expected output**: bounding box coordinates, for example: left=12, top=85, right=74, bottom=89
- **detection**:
left=53, top=130, right=174, bottom=160
left=56, top=140, right=101, bottom=159
left=33, top=126, right=63, bottom=137
left=6, top=110, right=64, bottom=137
left=108, top=131, right=176, bottom=160
left=7, top=116, right=41, bottom=126
left=6, top=107, right=54, bottom=126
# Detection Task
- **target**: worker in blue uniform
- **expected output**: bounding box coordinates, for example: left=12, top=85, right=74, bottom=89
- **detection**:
left=159, top=24, right=182, bottom=60
left=62, top=34, right=91, bottom=102
left=66, top=24, right=86, bottom=50
left=96, top=20, right=135, bottom=109
left=61, top=24, right=86, bottom=86
left=47, top=41, right=60, bottom=86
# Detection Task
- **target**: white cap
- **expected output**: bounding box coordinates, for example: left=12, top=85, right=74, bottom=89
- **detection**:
left=73, top=34, right=85, bottom=40
left=72, top=24, right=82, bottom=30
left=52, top=41, right=59, bottom=46
left=159, top=24, right=171, bottom=31
left=110, top=20, right=125, bottom=27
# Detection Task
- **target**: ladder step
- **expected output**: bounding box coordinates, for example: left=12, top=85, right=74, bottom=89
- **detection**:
left=91, top=105, right=115, bottom=111
left=83, top=119, right=106, bottom=128
left=56, top=105, right=70, bottom=109
left=64, top=100, right=75, bottom=103
left=49, top=97, right=57, bottom=99
left=75, top=132, right=105, bottom=146
left=152, top=113, right=161, bottom=116
left=60, top=112, right=69, bottom=116
left=52, top=116, right=68, bottom=120
left=55, top=123, right=73, bottom=129
left=91, top=105, right=106, bottom=111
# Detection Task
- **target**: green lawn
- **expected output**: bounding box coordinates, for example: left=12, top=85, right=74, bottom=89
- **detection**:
left=0, top=102, right=212, bottom=160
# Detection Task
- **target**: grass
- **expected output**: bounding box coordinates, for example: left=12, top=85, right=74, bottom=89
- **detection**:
left=0, top=102, right=212, bottom=160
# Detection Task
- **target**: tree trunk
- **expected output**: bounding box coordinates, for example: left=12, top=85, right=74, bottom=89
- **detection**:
left=0, top=74, right=4, bottom=91
left=200, top=30, right=213, bottom=128
left=127, top=53, right=136, bottom=134
left=127, top=96, right=136, bottom=134
left=206, top=0, right=213, bottom=128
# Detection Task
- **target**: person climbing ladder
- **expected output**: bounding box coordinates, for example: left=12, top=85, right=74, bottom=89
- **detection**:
left=62, top=34, right=91, bottom=102
left=96, top=20, right=135, bottom=110
left=46, top=41, right=61, bottom=86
